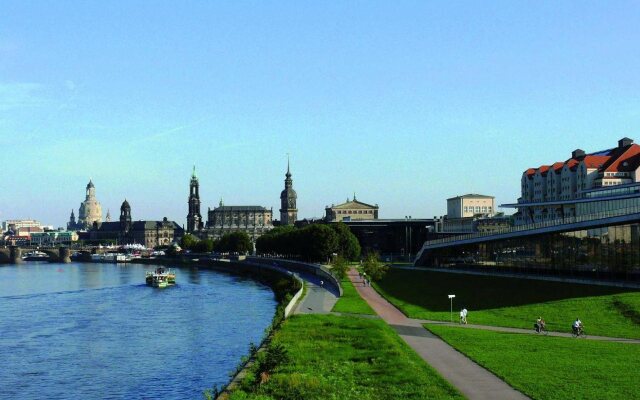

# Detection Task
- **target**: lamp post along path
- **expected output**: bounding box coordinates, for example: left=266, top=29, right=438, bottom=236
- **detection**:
left=448, top=294, right=456, bottom=322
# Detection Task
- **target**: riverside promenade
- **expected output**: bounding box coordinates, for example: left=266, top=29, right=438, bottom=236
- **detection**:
left=347, top=268, right=530, bottom=400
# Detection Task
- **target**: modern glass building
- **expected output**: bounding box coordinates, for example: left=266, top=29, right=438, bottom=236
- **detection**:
left=415, top=183, right=640, bottom=281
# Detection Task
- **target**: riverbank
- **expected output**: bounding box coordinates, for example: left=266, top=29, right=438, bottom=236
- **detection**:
left=223, top=265, right=464, bottom=400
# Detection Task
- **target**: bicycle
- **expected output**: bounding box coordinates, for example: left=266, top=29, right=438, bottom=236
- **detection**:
left=533, top=323, right=549, bottom=335
left=571, top=326, right=587, bottom=338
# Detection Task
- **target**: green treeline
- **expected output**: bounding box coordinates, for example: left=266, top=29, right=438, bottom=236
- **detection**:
left=256, top=222, right=361, bottom=262
left=180, top=231, right=253, bottom=254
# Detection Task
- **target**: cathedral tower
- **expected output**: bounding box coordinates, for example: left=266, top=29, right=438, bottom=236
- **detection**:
left=279, top=158, right=298, bottom=225
left=187, top=165, right=203, bottom=233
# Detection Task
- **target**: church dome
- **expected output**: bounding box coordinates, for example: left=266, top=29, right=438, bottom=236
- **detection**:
left=121, top=199, right=131, bottom=211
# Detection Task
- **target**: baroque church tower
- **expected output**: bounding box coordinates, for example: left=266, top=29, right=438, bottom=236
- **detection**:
left=279, top=159, right=298, bottom=225
left=120, top=199, right=132, bottom=234
left=187, top=166, right=203, bottom=233
left=77, top=179, right=102, bottom=229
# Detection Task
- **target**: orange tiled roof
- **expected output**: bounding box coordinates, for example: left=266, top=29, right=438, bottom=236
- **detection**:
left=604, top=144, right=640, bottom=172
left=551, top=162, right=564, bottom=173
left=582, top=155, right=611, bottom=169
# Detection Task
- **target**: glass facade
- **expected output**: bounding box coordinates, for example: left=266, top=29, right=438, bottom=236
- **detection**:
left=420, top=223, right=640, bottom=280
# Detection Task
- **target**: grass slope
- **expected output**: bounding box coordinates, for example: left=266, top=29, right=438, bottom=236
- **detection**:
left=375, top=269, right=640, bottom=338
left=230, top=315, right=463, bottom=400
left=332, top=278, right=376, bottom=315
left=426, top=325, right=640, bottom=400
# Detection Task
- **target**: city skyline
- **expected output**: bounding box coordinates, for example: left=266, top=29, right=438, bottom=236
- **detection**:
left=2, top=2, right=640, bottom=225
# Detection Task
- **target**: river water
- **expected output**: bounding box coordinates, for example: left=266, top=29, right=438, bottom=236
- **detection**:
left=0, top=262, right=277, bottom=399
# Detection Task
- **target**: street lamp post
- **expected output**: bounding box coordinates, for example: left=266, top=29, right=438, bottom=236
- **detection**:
left=448, top=294, right=456, bottom=322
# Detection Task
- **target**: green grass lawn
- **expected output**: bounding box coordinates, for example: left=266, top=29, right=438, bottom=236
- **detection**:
left=375, top=269, right=640, bottom=338
left=426, top=324, right=640, bottom=400
left=331, top=277, right=376, bottom=315
left=229, top=314, right=463, bottom=400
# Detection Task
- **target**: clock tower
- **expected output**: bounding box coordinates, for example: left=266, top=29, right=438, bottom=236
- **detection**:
left=187, top=165, right=203, bottom=233
left=279, top=159, right=298, bottom=225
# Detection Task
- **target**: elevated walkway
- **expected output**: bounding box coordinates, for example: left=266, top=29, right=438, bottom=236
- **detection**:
left=415, top=206, right=640, bottom=264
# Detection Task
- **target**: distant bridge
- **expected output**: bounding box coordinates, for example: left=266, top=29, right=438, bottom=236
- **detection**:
left=0, top=246, right=109, bottom=264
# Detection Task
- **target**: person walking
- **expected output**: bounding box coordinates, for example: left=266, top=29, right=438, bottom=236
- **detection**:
left=460, top=308, right=468, bottom=324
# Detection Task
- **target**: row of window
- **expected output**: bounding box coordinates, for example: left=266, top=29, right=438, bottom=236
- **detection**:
left=335, top=210, right=374, bottom=215
left=464, top=206, right=492, bottom=213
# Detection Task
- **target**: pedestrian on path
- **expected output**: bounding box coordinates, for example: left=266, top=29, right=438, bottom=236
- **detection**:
left=460, top=308, right=468, bottom=324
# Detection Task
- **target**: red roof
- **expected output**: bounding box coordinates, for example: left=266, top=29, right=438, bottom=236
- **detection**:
left=582, top=155, right=610, bottom=169
left=551, top=162, right=564, bottom=173
left=604, top=144, right=640, bottom=172
left=537, top=165, right=550, bottom=175
left=565, top=159, right=579, bottom=170
left=525, top=168, right=536, bottom=177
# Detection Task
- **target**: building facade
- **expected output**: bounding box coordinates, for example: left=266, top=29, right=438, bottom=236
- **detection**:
left=447, top=194, right=495, bottom=218
left=415, top=137, right=640, bottom=281
left=279, top=161, right=298, bottom=225
left=325, top=196, right=379, bottom=222
left=2, top=219, right=42, bottom=232
left=69, top=180, right=103, bottom=230
left=30, top=231, right=79, bottom=246
left=341, top=219, right=436, bottom=261
left=435, top=194, right=502, bottom=234
left=187, top=166, right=204, bottom=233
left=89, top=200, right=183, bottom=248
left=513, top=137, right=640, bottom=225
left=204, top=202, right=273, bottom=241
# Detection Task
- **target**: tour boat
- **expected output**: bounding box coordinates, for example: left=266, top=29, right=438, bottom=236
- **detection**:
left=145, top=267, right=176, bottom=288
left=90, top=253, right=132, bottom=263
left=22, top=251, right=49, bottom=261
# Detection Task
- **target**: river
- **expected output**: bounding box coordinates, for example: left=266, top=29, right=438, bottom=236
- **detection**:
left=0, top=262, right=277, bottom=399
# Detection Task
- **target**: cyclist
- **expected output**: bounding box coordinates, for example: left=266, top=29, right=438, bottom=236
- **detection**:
left=572, top=318, right=583, bottom=335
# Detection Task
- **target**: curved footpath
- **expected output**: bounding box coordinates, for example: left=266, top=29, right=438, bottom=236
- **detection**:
left=293, top=270, right=339, bottom=314
left=347, top=268, right=530, bottom=400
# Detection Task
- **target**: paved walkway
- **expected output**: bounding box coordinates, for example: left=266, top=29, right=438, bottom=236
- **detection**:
left=294, top=271, right=339, bottom=314
left=348, top=268, right=529, bottom=400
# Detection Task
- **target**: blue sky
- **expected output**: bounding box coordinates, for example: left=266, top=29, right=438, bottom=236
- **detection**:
left=2, top=1, right=640, bottom=227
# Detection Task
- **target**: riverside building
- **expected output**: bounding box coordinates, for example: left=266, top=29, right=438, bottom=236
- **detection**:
left=414, top=137, right=640, bottom=281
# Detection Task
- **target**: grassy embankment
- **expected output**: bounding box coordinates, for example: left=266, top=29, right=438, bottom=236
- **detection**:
left=375, top=269, right=640, bottom=338
left=227, top=314, right=463, bottom=400
left=426, top=324, right=640, bottom=400
left=331, top=276, right=376, bottom=315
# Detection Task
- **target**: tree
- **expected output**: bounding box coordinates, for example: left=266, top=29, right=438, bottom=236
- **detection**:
left=331, top=255, right=349, bottom=279
left=298, top=224, right=338, bottom=261
left=194, top=238, right=216, bottom=253
left=180, top=233, right=199, bottom=250
left=362, top=252, right=388, bottom=281
left=216, top=231, right=253, bottom=254
left=331, top=222, right=361, bottom=260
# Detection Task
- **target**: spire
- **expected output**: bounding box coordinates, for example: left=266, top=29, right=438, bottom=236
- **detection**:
left=70, top=209, right=75, bottom=217
left=219, top=197, right=224, bottom=207
left=353, top=192, right=357, bottom=201
left=286, top=154, right=291, bottom=178
left=192, top=165, right=197, bottom=179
